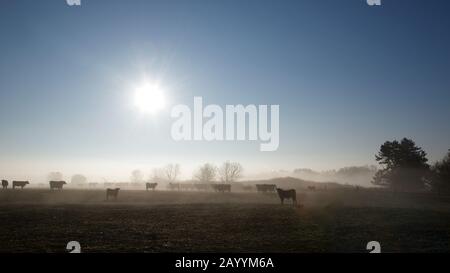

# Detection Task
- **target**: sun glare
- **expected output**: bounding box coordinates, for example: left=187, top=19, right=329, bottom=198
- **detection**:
left=134, top=83, right=166, bottom=114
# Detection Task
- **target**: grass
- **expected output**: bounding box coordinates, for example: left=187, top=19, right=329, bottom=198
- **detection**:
left=0, top=188, right=449, bottom=253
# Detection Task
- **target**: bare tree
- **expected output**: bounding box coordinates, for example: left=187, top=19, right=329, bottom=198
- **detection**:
left=131, top=169, right=144, bottom=183
left=194, top=163, right=217, bottom=183
left=164, top=164, right=180, bottom=182
left=48, top=172, right=63, bottom=181
left=219, top=161, right=243, bottom=183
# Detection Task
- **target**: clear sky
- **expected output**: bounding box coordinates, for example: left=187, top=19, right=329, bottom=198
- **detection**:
left=0, top=0, right=449, bottom=181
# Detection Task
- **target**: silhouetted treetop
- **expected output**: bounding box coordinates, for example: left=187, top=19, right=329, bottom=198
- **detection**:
left=375, top=138, right=428, bottom=169
left=373, top=138, right=429, bottom=191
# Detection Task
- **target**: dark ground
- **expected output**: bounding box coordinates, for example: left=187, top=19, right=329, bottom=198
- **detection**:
left=0, top=188, right=449, bottom=253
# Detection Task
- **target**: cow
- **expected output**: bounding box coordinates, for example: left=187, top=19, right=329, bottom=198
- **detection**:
left=50, top=181, right=66, bottom=190
left=106, top=188, right=120, bottom=200
left=256, top=184, right=277, bottom=193
left=307, top=186, right=316, bottom=191
left=167, top=183, right=180, bottom=191
left=146, top=183, right=158, bottom=191
left=276, top=188, right=297, bottom=205
left=211, top=184, right=231, bottom=193
left=13, top=181, right=29, bottom=189
left=2, top=180, right=8, bottom=189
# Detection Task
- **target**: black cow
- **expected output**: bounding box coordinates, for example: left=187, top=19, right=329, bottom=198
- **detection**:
left=2, top=180, right=8, bottom=189
left=13, top=181, right=29, bottom=189
left=106, top=188, right=120, bottom=200
left=146, top=183, right=158, bottom=191
left=276, top=188, right=297, bottom=205
left=50, top=181, right=66, bottom=190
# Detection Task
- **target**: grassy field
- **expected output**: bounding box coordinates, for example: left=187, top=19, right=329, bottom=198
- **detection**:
left=0, top=188, right=449, bottom=253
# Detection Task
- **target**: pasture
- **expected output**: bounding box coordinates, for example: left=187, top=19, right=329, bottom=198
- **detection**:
left=0, top=188, right=449, bottom=253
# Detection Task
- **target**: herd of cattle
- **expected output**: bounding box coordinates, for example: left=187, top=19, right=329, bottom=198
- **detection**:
left=1, top=180, right=283, bottom=193
left=1, top=180, right=298, bottom=205
left=2, top=180, right=67, bottom=190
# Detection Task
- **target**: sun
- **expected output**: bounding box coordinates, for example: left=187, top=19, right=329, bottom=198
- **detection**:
left=134, top=83, right=166, bottom=114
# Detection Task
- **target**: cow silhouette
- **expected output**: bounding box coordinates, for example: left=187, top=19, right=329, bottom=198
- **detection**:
left=13, top=181, right=29, bottom=189
left=50, top=181, right=66, bottom=190
left=276, top=188, right=297, bottom=205
left=146, top=183, right=158, bottom=191
left=106, top=188, right=120, bottom=201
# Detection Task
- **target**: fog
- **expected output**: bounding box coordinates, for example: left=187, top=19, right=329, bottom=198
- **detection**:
left=0, top=158, right=378, bottom=187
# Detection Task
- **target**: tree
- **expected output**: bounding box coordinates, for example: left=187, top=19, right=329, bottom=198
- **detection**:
left=372, top=138, right=429, bottom=191
left=430, top=150, right=450, bottom=194
left=71, top=174, right=87, bottom=185
left=164, top=164, right=180, bottom=182
left=194, top=163, right=217, bottom=183
left=131, top=169, right=144, bottom=183
left=48, top=172, right=63, bottom=181
left=219, top=161, right=243, bottom=183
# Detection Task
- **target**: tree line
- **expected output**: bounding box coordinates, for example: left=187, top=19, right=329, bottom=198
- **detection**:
left=48, top=138, right=450, bottom=194
left=49, top=161, right=243, bottom=186
left=128, top=161, right=243, bottom=184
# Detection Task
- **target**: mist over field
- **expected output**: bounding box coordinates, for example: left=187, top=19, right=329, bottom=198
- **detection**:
left=0, top=162, right=378, bottom=187
left=1, top=0, right=450, bottom=255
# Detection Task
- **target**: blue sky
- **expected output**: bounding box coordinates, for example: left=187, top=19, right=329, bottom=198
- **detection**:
left=0, top=0, right=449, bottom=181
